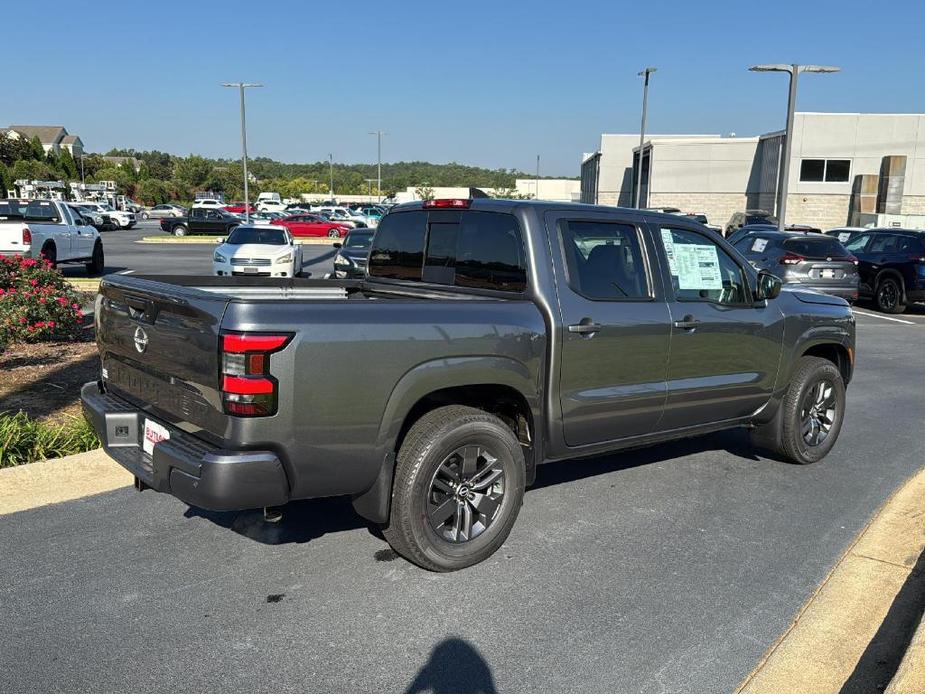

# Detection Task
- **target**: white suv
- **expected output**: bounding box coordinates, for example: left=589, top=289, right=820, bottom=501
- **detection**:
left=77, top=203, right=136, bottom=229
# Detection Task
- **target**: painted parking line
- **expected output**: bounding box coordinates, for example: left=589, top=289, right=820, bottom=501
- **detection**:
left=852, top=309, right=916, bottom=325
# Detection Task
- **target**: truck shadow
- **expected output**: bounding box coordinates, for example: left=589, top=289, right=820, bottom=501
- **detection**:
left=404, top=637, right=498, bottom=694
left=185, top=429, right=767, bottom=547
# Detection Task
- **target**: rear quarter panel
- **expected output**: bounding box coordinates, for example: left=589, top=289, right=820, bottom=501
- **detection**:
left=223, top=298, right=547, bottom=499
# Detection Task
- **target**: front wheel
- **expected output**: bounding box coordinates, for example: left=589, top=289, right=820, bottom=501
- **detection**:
left=751, top=356, right=846, bottom=464
left=382, top=405, right=526, bottom=571
left=327, top=228, right=341, bottom=238
left=876, top=277, right=905, bottom=314
left=173, top=225, right=188, bottom=237
left=141, top=212, right=150, bottom=220
left=85, top=241, right=104, bottom=276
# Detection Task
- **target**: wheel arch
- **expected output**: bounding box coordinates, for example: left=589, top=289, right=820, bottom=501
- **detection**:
left=352, top=356, right=542, bottom=523
left=800, top=342, right=853, bottom=386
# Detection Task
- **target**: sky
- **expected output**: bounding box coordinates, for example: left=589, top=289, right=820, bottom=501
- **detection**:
left=4, top=0, right=924, bottom=177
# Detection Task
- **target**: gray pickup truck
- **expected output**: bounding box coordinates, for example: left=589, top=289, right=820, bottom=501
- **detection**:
left=82, top=199, right=855, bottom=571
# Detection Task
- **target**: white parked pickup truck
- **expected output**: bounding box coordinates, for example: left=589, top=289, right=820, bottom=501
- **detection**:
left=0, top=199, right=105, bottom=273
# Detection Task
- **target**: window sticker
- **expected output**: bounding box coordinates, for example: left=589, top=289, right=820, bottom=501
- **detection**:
left=837, top=232, right=851, bottom=243
left=674, top=244, right=723, bottom=290
left=751, top=238, right=768, bottom=253
left=660, top=229, right=677, bottom=273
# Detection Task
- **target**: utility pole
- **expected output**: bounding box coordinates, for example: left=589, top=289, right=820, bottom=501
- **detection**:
left=535, top=154, right=540, bottom=200
left=328, top=153, right=334, bottom=201
left=635, top=67, right=657, bottom=209
left=368, top=130, right=385, bottom=203
left=221, top=82, right=263, bottom=223
left=79, top=154, right=85, bottom=186
left=749, top=64, right=840, bottom=229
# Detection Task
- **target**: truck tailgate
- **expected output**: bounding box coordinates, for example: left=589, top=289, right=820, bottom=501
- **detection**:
left=96, top=276, right=230, bottom=437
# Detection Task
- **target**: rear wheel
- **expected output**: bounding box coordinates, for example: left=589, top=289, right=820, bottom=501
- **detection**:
left=173, top=225, right=188, bottom=237
left=327, top=228, right=341, bottom=238
left=85, top=241, right=104, bottom=276
left=751, top=356, right=846, bottom=465
left=141, top=212, right=150, bottom=220
left=382, top=405, right=526, bottom=571
left=875, top=276, right=905, bottom=314
left=41, top=243, right=57, bottom=269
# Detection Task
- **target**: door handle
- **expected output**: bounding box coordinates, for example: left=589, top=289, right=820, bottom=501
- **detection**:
left=673, top=315, right=700, bottom=330
left=568, top=321, right=602, bottom=336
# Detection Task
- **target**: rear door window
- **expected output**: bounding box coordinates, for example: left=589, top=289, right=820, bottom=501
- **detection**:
left=368, top=211, right=427, bottom=280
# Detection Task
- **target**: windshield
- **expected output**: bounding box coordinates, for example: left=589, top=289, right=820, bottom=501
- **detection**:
left=783, top=237, right=848, bottom=258
left=0, top=200, right=26, bottom=220
left=746, top=214, right=777, bottom=225
left=226, top=228, right=287, bottom=245
left=345, top=232, right=374, bottom=249
left=99, top=204, right=114, bottom=211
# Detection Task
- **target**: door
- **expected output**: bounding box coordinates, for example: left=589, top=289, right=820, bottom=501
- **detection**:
left=189, top=208, right=209, bottom=233
left=204, top=209, right=226, bottom=234
left=654, top=224, right=783, bottom=430
left=550, top=212, right=672, bottom=447
left=844, top=233, right=876, bottom=295
left=68, top=206, right=95, bottom=257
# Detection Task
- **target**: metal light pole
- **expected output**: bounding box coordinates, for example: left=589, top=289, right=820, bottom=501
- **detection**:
left=221, top=82, right=263, bottom=223
left=634, top=67, right=657, bottom=209
left=368, top=131, right=385, bottom=202
left=79, top=154, right=85, bottom=185
left=535, top=154, right=540, bottom=200
left=365, top=178, right=377, bottom=203
left=328, top=153, right=334, bottom=201
left=749, top=64, right=840, bottom=229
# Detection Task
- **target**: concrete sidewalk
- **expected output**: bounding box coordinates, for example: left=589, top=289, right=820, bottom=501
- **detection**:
left=738, top=468, right=925, bottom=693
left=0, top=448, right=131, bottom=515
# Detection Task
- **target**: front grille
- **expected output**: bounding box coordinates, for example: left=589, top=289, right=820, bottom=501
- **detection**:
left=231, top=257, right=272, bottom=266
left=232, top=270, right=271, bottom=276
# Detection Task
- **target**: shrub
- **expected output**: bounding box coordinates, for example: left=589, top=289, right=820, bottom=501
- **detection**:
left=0, top=411, right=100, bottom=467
left=0, top=255, right=85, bottom=344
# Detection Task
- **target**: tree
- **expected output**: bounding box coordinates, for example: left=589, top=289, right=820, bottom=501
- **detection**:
left=0, top=136, right=32, bottom=167
left=28, top=136, right=45, bottom=161
left=415, top=184, right=435, bottom=201
left=58, top=148, right=78, bottom=179
left=173, top=155, right=213, bottom=188
left=0, top=162, right=11, bottom=196
left=11, top=159, right=52, bottom=181
left=136, top=179, right=172, bottom=205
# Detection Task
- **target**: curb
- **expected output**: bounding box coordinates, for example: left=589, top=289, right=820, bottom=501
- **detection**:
left=737, top=467, right=925, bottom=693
left=886, top=614, right=925, bottom=693
left=0, top=448, right=132, bottom=515
left=137, top=236, right=338, bottom=245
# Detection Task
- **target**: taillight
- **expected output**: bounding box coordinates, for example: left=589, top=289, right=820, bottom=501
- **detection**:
left=910, top=256, right=925, bottom=264
left=779, top=253, right=805, bottom=265
left=423, top=199, right=472, bottom=209
left=848, top=255, right=859, bottom=266
left=220, top=331, right=292, bottom=416
left=22, top=227, right=31, bottom=245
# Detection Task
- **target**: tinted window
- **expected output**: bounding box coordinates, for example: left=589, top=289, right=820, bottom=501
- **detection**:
left=368, top=211, right=427, bottom=280
left=844, top=234, right=871, bottom=253
left=226, top=228, right=286, bottom=245
left=0, top=200, right=26, bottom=220
left=897, top=236, right=925, bottom=254
left=868, top=235, right=900, bottom=253
left=733, top=235, right=776, bottom=255
left=825, top=159, right=850, bottom=182
left=559, top=221, right=648, bottom=299
left=453, top=212, right=526, bottom=292
left=659, top=228, right=749, bottom=305
left=783, top=237, right=848, bottom=257
left=24, top=201, right=59, bottom=222
left=800, top=159, right=825, bottom=182
left=344, top=232, right=374, bottom=249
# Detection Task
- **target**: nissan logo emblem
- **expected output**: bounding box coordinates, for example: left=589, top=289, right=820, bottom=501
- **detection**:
left=133, top=326, right=149, bottom=353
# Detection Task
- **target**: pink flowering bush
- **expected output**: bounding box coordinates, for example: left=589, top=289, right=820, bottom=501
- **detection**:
left=0, top=255, right=86, bottom=346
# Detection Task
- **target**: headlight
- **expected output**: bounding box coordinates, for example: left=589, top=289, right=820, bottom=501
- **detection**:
left=275, top=253, right=293, bottom=264
left=334, top=255, right=351, bottom=266
left=213, top=252, right=227, bottom=263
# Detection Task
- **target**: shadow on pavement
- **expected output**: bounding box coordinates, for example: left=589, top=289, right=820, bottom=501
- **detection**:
left=841, top=548, right=925, bottom=693
left=404, top=638, right=498, bottom=694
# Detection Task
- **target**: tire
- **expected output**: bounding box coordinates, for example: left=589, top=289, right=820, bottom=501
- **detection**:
left=327, top=228, right=341, bottom=238
left=41, top=243, right=57, bottom=269
left=110, top=218, right=122, bottom=230
left=173, top=225, right=188, bottom=237
left=142, top=212, right=149, bottom=220
left=85, top=241, right=104, bottom=276
left=875, top=276, right=905, bottom=314
left=382, top=405, right=526, bottom=572
left=751, top=356, right=846, bottom=465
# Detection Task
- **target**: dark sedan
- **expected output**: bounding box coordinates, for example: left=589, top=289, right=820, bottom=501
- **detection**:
left=732, top=230, right=859, bottom=301
left=332, top=229, right=374, bottom=278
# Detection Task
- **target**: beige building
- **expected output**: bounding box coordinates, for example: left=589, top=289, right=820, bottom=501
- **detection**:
left=2, top=125, right=84, bottom=156
left=581, top=113, right=925, bottom=230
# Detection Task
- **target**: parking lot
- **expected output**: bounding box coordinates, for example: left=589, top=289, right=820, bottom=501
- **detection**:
left=1, top=303, right=923, bottom=693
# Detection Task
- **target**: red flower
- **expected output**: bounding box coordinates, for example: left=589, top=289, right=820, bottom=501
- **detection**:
left=46, top=321, right=56, bottom=328
left=30, top=279, right=38, bottom=286
left=56, top=297, right=68, bottom=306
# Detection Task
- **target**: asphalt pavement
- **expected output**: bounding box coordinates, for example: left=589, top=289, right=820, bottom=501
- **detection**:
left=1, top=313, right=923, bottom=693
left=58, top=220, right=338, bottom=279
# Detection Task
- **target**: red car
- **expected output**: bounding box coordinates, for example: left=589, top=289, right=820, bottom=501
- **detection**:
left=275, top=214, right=350, bottom=238
left=223, top=202, right=256, bottom=214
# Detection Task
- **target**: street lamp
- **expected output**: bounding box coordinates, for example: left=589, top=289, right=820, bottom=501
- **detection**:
left=535, top=154, right=540, bottom=200
left=634, top=67, right=657, bottom=209
left=365, top=178, right=377, bottom=202
left=328, top=153, right=334, bottom=201
left=749, top=64, right=840, bottom=229
left=221, top=82, right=263, bottom=223
left=368, top=130, right=385, bottom=203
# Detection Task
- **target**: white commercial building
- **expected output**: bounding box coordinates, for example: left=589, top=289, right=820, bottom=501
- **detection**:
left=580, top=113, right=925, bottom=230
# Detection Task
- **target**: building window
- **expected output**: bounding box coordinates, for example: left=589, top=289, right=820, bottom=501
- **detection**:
left=799, top=159, right=850, bottom=183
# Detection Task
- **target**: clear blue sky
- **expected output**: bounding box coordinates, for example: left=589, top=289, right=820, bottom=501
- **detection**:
left=4, top=0, right=923, bottom=176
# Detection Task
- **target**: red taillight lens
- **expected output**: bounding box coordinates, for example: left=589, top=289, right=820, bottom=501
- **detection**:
left=779, top=253, right=805, bottom=265
left=910, top=256, right=925, bottom=263
left=219, top=331, right=292, bottom=417
left=848, top=255, right=859, bottom=266
left=22, top=227, right=31, bottom=245
left=423, top=199, right=472, bottom=209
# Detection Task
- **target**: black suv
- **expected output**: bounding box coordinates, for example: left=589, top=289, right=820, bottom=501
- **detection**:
left=724, top=210, right=778, bottom=237
left=732, top=230, right=859, bottom=301
left=843, top=229, right=925, bottom=313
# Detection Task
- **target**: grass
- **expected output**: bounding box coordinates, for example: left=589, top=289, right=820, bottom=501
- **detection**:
left=0, top=411, right=99, bottom=468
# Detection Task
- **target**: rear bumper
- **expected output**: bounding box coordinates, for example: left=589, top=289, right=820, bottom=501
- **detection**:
left=799, top=284, right=859, bottom=301
left=81, top=381, right=290, bottom=511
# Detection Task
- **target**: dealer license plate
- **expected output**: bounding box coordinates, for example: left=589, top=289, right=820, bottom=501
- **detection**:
left=143, top=418, right=169, bottom=456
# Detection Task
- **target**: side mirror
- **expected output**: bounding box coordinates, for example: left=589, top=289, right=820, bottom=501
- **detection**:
left=332, top=242, right=342, bottom=249
left=756, top=270, right=782, bottom=302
